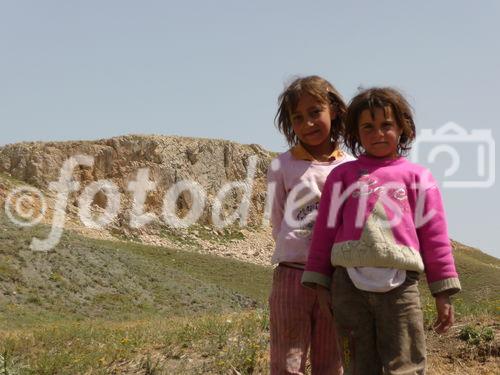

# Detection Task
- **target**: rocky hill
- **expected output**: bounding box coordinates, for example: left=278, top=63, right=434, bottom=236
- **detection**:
left=0, top=135, right=276, bottom=264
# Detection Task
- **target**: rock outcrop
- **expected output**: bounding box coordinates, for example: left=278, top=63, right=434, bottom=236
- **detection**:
left=0, top=135, right=274, bottom=225
left=0, top=135, right=277, bottom=265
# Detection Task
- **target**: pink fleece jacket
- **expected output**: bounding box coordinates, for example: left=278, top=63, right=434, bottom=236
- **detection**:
left=267, top=147, right=354, bottom=265
left=302, top=154, right=461, bottom=296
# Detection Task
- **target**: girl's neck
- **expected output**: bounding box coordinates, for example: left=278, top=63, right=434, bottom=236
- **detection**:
left=301, top=141, right=336, bottom=162
left=358, top=153, right=406, bottom=166
left=363, top=152, right=401, bottom=160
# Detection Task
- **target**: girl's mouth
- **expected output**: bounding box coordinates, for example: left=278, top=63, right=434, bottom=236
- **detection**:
left=304, top=129, right=320, bottom=136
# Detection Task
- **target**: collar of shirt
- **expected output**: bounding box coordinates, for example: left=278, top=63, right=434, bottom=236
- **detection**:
left=290, top=143, right=344, bottom=162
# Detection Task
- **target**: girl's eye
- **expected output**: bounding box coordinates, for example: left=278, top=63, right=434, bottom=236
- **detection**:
left=292, top=116, right=303, bottom=123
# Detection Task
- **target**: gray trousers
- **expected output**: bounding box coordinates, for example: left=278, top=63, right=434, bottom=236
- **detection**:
left=331, top=267, right=427, bottom=375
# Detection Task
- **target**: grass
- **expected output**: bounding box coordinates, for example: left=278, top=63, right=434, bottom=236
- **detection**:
left=0, top=211, right=272, bottom=328
left=0, top=172, right=26, bottom=187
left=154, top=223, right=251, bottom=249
left=0, top=209, right=274, bottom=373
left=0, top=310, right=270, bottom=374
left=0, top=208, right=498, bottom=373
left=459, top=324, right=495, bottom=346
left=0, top=309, right=497, bottom=374
left=418, top=245, right=500, bottom=327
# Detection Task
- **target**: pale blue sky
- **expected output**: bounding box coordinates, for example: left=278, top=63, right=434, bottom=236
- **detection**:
left=1, top=1, right=499, bottom=257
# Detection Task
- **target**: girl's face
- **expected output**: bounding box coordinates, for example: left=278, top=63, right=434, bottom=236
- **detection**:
left=358, top=106, right=402, bottom=159
left=290, top=93, right=335, bottom=148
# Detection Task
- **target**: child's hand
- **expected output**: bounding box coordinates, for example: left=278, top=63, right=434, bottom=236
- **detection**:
left=316, top=285, right=333, bottom=317
left=433, top=293, right=454, bottom=334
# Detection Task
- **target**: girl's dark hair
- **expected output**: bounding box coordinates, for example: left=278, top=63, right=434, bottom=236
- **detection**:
left=275, top=75, right=346, bottom=147
left=344, top=87, right=416, bottom=157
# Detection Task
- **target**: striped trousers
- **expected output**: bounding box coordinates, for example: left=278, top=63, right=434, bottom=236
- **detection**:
left=269, top=265, right=343, bottom=374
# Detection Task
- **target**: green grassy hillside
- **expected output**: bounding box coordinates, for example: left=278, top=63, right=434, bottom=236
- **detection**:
left=0, top=212, right=272, bottom=330
left=0, top=210, right=498, bottom=374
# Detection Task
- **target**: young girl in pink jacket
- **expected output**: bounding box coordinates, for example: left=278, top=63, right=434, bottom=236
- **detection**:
left=302, top=87, right=461, bottom=375
left=267, top=75, right=354, bottom=374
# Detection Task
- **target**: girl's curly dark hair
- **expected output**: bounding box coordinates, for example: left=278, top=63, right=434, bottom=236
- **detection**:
left=344, top=87, right=416, bottom=157
left=275, top=75, right=346, bottom=147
